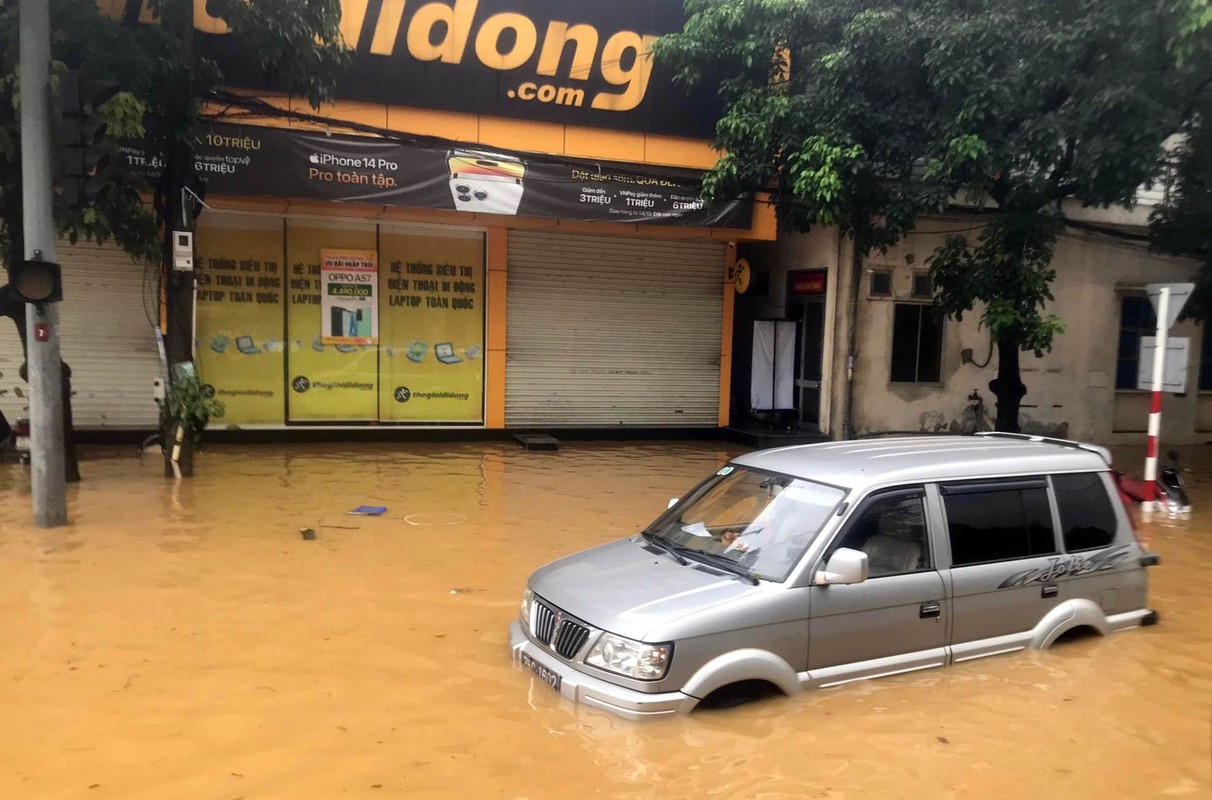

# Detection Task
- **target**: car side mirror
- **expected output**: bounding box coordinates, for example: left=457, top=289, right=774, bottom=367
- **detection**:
left=815, top=548, right=869, bottom=586
left=667, top=497, right=679, bottom=509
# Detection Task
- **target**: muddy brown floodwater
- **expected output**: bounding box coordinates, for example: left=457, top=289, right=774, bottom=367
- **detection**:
left=0, top=441, right=1209, bottom=799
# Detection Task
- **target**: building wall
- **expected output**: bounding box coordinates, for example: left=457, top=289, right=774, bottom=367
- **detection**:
left=738, top=227, right=841, bottom=430
left=752, top=218, right=1204, bottom=446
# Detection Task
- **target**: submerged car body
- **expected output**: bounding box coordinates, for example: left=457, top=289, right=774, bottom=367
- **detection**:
left=510, top=433, right=1160, bottom=720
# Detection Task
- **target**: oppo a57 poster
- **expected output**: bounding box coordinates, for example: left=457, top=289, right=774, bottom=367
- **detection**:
left=320, top=249, right=378, bottom=345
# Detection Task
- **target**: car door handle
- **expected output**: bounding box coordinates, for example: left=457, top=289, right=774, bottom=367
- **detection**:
left=920, top=601, right=941, bottom=619
left=1041, top=584, right=1059, bottom=599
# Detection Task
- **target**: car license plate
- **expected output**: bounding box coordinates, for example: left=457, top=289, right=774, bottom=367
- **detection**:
left=14, top=436, right=29, bottom=452
left=520, top=651, right=561, bottom=693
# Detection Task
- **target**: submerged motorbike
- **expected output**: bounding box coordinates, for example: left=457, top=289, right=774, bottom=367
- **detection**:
left=1115, top=450, right=1191, bottom=515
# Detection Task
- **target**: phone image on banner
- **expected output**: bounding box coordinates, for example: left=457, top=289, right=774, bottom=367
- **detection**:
left=330, top=307, right=357, bottom=339
left=448, top=150, right=526, bottom=215
left=354, top=308, right=372, bottom=338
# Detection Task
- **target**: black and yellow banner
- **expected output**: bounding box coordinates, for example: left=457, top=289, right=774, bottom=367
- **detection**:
left=120, top=122, right=752, bottom=229
left=192, top=0, right=721, bottom=138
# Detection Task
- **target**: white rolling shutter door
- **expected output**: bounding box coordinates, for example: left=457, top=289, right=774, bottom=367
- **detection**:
left=0, top=240, right=161, bottom=429
left=506, top=231, right=725, bottom=427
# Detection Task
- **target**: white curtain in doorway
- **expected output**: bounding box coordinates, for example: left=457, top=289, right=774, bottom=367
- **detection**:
left=752, top=320, right=796, bottom=411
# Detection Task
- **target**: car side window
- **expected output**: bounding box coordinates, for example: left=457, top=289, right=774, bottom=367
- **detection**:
left=1052, top=472, right=1117, bottom=552
left=831, top=490, right=931, bottom=577
left=942, top=480, right=1057, bottom=567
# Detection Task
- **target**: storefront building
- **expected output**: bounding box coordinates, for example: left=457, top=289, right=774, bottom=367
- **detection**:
left=181, top=0, right=780, bottom=431
left=0, top=0, right=775, bottom=433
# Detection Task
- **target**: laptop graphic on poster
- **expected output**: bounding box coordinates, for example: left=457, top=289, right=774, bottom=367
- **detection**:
left=434, top=342, right=462, bottom=364
left=235, top=335, right=261, bottom=355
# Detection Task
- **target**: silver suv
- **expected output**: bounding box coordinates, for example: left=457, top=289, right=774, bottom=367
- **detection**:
left=509, top=434, right=1160, bottom=720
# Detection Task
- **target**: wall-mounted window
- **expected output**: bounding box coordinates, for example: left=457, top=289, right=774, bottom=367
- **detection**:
left=891, top=303, right=943, bottom=383
left=1200, top=322, right=1212, bottom=391
left=911, top=273, right=932, bottom=299
left=869, top=270, right=893, bottom=298
left=1116, top=295, right=1155, bottom=389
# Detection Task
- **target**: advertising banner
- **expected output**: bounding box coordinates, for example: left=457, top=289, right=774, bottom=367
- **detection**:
left=195, top=218, right=490, bottom=425
left=320, top=249, right=379, bottom=345
left=286, top=222, right=380, bottom=422
left=191, top=0, right=722, bottom=138
left=119, top=123, right=752, bottom=229
left=194, top=215, right=286, bottom=425
left=379, top=229, right=485, bottom=422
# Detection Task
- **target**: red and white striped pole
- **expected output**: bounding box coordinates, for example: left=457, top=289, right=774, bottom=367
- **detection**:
left=1143, top=286, right=1170, bottom=512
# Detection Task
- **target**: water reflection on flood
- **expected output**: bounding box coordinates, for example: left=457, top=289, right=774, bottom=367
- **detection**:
left=0, top=441, right=1208, bottom=799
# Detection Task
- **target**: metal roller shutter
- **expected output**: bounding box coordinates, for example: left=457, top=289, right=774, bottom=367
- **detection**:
left=0, top=239, right=161, bottom=429
left=506, top=231, right=725, bottom=427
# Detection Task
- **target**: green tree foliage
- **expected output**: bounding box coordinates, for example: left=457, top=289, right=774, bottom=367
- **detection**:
left=659, top=0, right=1199, bottom=433
left=0, top=0, right=347, bottom=467
left=1151, top=100, right=1212, bottom=319
left=657, top=0, right=938, bottom=253
left=919, top=0, right=1193, bottom=430
left=0, top=0, right=159, bottom=272
left=0, top=0, right=348, bottom=298
left=1150, top=5, right=1212, bottom=320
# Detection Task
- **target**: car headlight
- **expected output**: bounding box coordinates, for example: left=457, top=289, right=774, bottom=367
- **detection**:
left=585, top=633, right=672, bottom=680
left=519, top=588, right=534, bottom=627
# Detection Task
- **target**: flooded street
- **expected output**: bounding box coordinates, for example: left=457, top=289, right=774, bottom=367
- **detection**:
left=0, top=440, right=1209, bottom=799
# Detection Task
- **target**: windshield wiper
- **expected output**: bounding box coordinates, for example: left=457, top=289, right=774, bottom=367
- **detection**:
left=680, top=550, right=760, bottom=585
left=641, top=531, right=689, bottom=566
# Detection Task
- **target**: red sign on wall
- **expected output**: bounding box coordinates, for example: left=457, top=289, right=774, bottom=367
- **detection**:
left=790, top=271, right=827, bottom=295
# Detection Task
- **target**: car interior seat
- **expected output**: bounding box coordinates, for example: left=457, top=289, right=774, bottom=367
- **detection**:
left=860, top=511, right=924, bottom=575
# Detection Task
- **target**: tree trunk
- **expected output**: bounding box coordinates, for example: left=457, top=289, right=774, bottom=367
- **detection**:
left=162, top=421, right=194, bottom=478
left=989, top=335, right=1027, bottom=433
left=61, top=362, right=80, bottom=483
left=842, top=227, right=865, bottom=440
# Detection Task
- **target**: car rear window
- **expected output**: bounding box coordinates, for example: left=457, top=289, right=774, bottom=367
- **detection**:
left=1052, top=472, right=1117, bottom=552
left=942, top=480, right=1057, bottom=566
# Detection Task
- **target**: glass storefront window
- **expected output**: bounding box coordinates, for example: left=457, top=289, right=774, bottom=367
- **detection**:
left=378, top=224, right=485, bottom=422
left=285, top=218, right=379, bottom=422
left=193, top=213, right=486, bottom=426
left=194, top=214, right=286, bottom=425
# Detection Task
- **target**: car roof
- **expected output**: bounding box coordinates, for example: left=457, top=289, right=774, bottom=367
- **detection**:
left=731, top=434, right=1112, bottom=491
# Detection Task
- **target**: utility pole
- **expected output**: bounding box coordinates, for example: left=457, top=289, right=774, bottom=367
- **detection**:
left=20, top=0, right=68, bottom=527
left=1139, top=282, right=1193, bottom=514
left=1142, top=287, right=1169, bottom=511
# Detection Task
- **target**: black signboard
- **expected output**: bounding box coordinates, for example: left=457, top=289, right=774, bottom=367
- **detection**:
left=119, top=124, right=752, bottom=229
left=194, top=0, right=721, bottom=138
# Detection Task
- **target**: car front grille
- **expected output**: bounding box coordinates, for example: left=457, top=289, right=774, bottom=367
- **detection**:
left=533, top=600, right=591, bottom=659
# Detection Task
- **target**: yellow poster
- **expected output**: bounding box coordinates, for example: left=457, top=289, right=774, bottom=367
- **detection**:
left=378, top=227, right=485, bottom=422
left=286, top=220, right=379, bottom=421
left=194, top=214, right=286, bottom=426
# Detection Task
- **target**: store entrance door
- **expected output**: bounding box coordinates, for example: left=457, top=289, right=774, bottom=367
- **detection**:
left=787, top=270, right=828, bottom=429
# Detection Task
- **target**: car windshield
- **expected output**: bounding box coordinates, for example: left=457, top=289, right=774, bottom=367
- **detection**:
left=645, top=467, right=846, bottom=582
